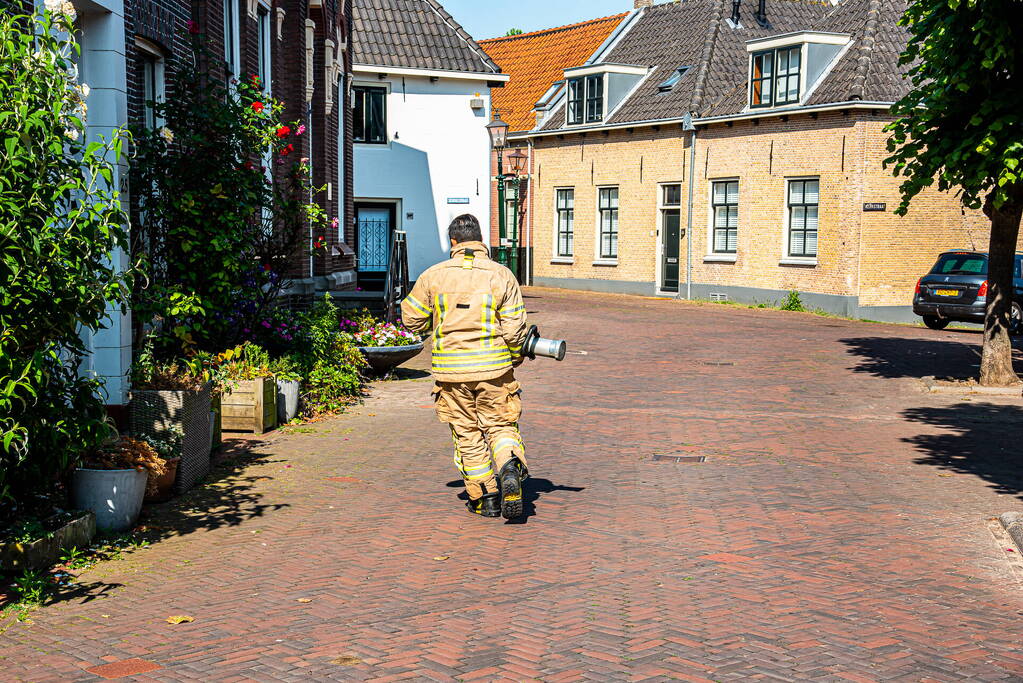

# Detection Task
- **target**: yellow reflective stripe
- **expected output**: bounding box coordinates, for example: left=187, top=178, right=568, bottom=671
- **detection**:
left=432, top=357, right=513, bottom=370
left=405, top=294, right=430, bottom=316
left=462, top=253, right=475, bottom=270
left=434, top=348, right=511, bottom=358
left=492, top=437, right=523, bottom=454
left=433, top=294, right=448, bottom=352
left=499, top=304, right=525, bottom=317
left=481, top=294, right=496, bottom=349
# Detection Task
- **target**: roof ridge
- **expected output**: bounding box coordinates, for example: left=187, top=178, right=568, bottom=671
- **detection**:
left=416, top=0, right=502, bottom=73
left=478, top=13, right=629, bottom=44
left=690, top=0, right=725, bottom=114
left=849, top=0, right=882, bottom=100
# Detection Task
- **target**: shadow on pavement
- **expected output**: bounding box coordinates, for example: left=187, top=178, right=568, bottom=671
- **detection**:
left=841, top=336, right=1023, bottom=379
left=445, top=478, right=586, bottom=524
left=140, top=440, right=290, bottom=540
left=902, top=402, right=1023, bottom=500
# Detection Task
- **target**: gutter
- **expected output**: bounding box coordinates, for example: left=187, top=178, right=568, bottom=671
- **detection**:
left=509, top=100, right=893, bottom=140
left=353, top=64, right=509, bottom=83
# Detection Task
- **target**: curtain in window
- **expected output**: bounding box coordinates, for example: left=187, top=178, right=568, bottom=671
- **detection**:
left=557, top=189, right=574, bottom=257
left=599, top=188, right=619, bottom=259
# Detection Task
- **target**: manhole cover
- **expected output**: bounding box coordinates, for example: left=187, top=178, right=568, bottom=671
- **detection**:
left=652, top=454, right=706, bottom=463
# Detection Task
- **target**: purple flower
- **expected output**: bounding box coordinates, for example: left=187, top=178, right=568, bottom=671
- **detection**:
left=261, top=321, right=272, bottom=328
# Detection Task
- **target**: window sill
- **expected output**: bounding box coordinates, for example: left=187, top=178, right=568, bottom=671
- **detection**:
left=779, top=258, right=817, bottom=267
left=592, top=259, right=618, bottom=267
left=704, top=254, right=737, bottom=263
left=550, top=258, right=574, bottom=265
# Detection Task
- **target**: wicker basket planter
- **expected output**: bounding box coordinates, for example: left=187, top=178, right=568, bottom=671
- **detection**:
left=222, top=377, right=277, bottom=433
left=129, top=381, right=213, bottom=494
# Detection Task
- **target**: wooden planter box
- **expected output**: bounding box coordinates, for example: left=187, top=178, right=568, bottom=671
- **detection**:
left=222, top=377, right=277, bottom=433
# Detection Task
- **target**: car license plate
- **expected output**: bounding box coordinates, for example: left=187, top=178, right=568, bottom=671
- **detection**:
left=935, top=289, right=960, bottom=296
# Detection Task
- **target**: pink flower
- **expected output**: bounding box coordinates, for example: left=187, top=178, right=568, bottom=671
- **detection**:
left=187, top=20, right=200, bottom=34
left=296, top=124, right=306, bottom=136
left=331, top=217, right=339, bottom=230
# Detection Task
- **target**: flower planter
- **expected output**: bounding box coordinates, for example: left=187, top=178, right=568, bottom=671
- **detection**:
left=357, top=342, right=425, bottom=375
left=0, top=511, right=96, bottom=573
left=276, top=379, right=300, bottom=424
left=71, top=468, right=147, bottom=533
left=222, top=377, right=277, bottom=433
left=144, top=456, right=180, bottom=504
left=129, top=381, right=213, bottom=494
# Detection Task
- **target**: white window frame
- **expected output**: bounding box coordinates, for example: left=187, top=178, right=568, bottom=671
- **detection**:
left=566, top=74, right=606, bottom=126
left=135, top=38, right=166, bottom=130
left=781, top=176, right=820, bottom=265
left=223, top=0, right=242, bottom=84
left=706, top=178, right=739, bottom=261
left=594, top=185, right=619, bottom=265
left=552, top=187, right=575, bottom=262
left=256, top=1, right=272, bottom=95
left=352, top=80, right=391, bottom=146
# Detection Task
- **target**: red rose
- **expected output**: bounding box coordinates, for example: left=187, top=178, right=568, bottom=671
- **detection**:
left=187, top=20, right=200, bottom=35
left=276, top=125, right=291, bottom=138
left=244, top=161, right=254, bottom=170
left=281, top=143, right=294, bottom=156
left=251, top=101, right=265, bottom=113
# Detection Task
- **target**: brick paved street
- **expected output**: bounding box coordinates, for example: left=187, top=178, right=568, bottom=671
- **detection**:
left=4, top=288, right=1023, bottom=682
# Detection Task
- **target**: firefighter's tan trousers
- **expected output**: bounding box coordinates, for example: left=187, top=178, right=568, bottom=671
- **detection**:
left=432, top=370, right=528, bottom=500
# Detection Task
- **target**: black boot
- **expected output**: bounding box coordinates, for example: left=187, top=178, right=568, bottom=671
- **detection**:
left=498, top=459, right=524, bottom=519
left=466, top=492, right=501, bottom=517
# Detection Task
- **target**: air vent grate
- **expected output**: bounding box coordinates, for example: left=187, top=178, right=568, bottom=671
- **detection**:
left=709, top=292, right=729, bottom=302
left=652, top=454, right=707, bottom=463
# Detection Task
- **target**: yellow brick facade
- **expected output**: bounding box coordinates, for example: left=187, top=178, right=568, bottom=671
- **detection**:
left=529, top=110, right=1019, bottom=320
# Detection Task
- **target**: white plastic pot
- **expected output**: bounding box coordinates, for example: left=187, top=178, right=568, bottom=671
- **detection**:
left=71, top=468, right=148, bottom=533
left=277, top=379, right=300, bottom=423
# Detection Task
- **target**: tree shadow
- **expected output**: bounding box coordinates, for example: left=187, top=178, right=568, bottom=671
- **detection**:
left=841, top=336, right=1023, bottom=380
left=138, top=439, right=290, bottom=540
left=902, top=402, right=1023, bottom=500
left=444, top=478, right=586, bottom=524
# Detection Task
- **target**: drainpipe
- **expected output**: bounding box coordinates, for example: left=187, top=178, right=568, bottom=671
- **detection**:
left=526, top=139, right=534, bottom=285
left=683, top=113, right=697, bottom=300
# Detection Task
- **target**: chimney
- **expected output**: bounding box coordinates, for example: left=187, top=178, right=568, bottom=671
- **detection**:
left=634, top=0, right=653, bottom=7
left=755, top=0, right=770, bottom=27
left=730, top=0, right=741, bottom=26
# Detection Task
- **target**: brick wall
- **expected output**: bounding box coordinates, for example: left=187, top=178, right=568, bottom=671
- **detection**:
left=530, top=110, right=1023, bottom=308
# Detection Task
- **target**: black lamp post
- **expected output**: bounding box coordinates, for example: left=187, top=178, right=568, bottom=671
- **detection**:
left=486, top=113, right=511, bottom=268
left=505, top=148, right=528, bottom=278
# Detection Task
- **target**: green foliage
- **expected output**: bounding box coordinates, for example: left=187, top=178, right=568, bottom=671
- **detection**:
left=885, top=0, right=1023, bottom=213
left=292, top=296, right=367, bottom=417
left=11, top=569, right=52, bottom=606
left=0, top=9, right=133, bottom=506
left=505, top=28, right=523, bottom=36
left=131, top=40, right=327, bottom=357
left=779, top=290, right=805, bottom=312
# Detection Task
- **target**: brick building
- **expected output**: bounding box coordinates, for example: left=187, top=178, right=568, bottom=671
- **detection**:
left=478, top=13, right=628, bottom=271
left=59, top=0, right=355, bottom=411
left=512, top=0, right=1022, bottom=322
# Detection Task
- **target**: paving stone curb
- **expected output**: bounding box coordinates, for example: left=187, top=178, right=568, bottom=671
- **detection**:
left=922, top=378, right=1023, bottom=396
left=999, top=512, right=1023, bottom=555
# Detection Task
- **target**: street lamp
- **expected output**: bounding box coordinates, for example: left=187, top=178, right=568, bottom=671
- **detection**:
left=487, top=112, right=512, bottom=270
left=508, top=148, right=527, bottom=175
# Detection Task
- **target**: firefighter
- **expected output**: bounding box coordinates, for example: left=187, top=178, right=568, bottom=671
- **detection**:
left=401, top=214, right=529, bottom=519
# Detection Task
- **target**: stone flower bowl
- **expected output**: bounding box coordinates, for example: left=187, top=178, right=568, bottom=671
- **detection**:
left=357, top=342, right=425, bottom=375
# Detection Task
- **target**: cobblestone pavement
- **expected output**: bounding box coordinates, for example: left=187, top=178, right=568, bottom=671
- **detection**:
left=4, top=288, right=1023, bottom=682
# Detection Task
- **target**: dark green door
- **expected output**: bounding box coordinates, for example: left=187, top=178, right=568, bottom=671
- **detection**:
left=661, top=209, right=681, bottom=292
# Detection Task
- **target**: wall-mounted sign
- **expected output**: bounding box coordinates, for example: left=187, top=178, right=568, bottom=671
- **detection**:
left=863, top=202, right=887, bottom=212
left=447, top=197, right=470, bottom=204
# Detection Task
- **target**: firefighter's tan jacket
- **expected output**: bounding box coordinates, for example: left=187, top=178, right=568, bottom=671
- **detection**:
left=401, top=241, right=529, bottom=383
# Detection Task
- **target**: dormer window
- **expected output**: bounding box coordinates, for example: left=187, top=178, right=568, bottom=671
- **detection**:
left=568, top=75, right=603, bottom=124
left=746, top=32, right=851, bottom=110
left=563, top=64, right=649, bottom=127
left=751, top=46, right=800, bottom=107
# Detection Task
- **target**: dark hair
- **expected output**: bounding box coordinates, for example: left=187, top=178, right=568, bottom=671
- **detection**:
left=448, top=214, right=483, bottom=244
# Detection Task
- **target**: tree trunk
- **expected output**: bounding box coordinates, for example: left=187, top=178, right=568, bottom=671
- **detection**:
left=979, top=184, right=1022, bottom=386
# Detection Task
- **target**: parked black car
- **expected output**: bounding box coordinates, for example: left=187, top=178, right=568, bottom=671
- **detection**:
left=913, top=250, right=1023, bottom=334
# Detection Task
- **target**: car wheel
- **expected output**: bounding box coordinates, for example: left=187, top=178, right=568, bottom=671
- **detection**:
left=923, top=315, right=950, bottom=331
left=1010, top=301, right=1023, bottom=336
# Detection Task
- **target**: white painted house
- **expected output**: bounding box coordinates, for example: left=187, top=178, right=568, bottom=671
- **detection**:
left=351, top=0, right=507, bottom=285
